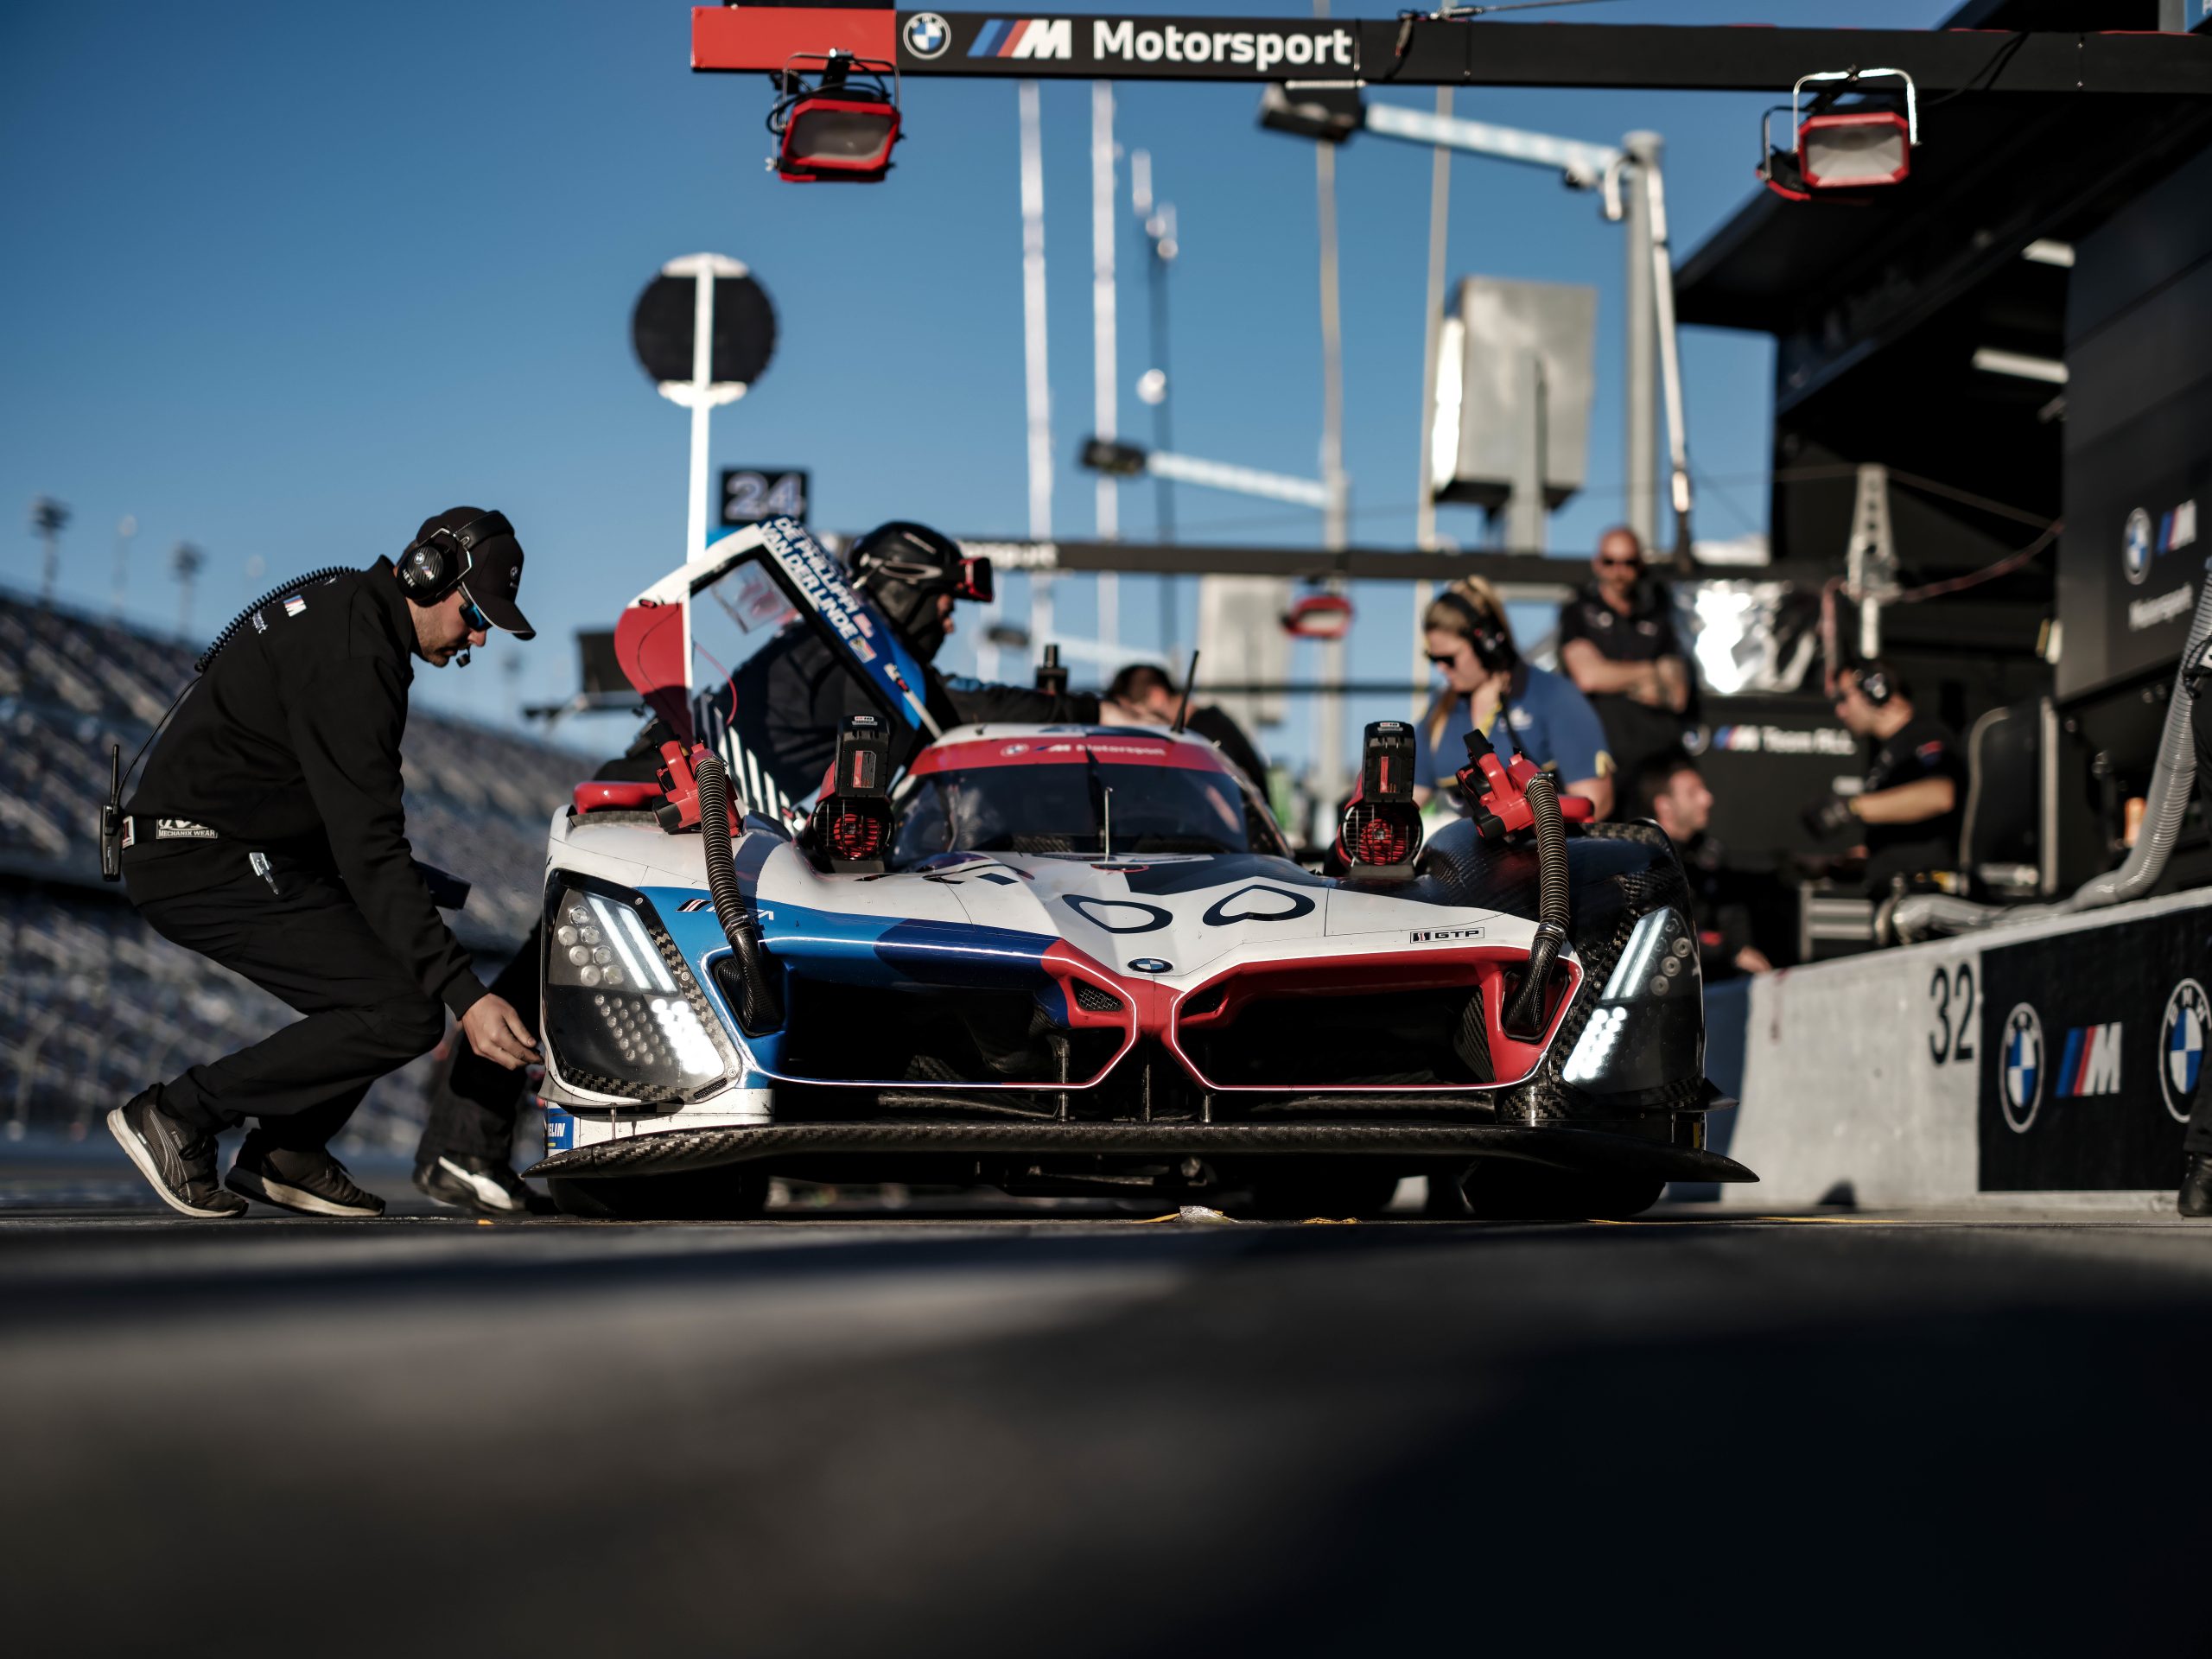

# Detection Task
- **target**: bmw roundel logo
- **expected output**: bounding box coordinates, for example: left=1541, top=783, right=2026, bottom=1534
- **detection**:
left=1127, top=957, right=1173, bottom=975
left=2123, top=506, right=2154, bottom=586
left=2000, top=1001, right=2044, bottom=1135
left=904, top=12, right=952, bottom=57
left=2160, top=977, right=2209, bottom=1124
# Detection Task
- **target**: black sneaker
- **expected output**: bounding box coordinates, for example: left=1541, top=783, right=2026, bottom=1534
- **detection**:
left=413, top=1154, right=556, bottom=1218
left=226, top=1135, right=385, bottom=1218
left=107, top=1088, right=246, bottom=1219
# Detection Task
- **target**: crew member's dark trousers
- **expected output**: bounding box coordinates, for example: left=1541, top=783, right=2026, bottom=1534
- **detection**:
left=130, top=859, right=447, bottom=1150
left=416, top=922, right=540, bottom=1164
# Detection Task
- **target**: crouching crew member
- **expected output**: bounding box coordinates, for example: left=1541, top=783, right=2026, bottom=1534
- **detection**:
left=1637, top=751, right=1771, bottom=980
left=108, top=508, right=539, bottom=1219
left=1801, top=662, right=1965, bottom=897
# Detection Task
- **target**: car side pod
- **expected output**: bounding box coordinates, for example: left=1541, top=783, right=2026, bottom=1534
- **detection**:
left=1338, top=720, right=1423, bottom=883
left=806, top=714, right=893, bottom=874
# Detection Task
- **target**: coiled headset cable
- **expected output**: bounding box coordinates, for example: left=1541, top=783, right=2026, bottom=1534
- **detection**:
left=101, top=565, right=357, bottom=880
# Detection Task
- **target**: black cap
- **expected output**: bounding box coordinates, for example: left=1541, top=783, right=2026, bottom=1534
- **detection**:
left=416, top=506, right=535, bottom=641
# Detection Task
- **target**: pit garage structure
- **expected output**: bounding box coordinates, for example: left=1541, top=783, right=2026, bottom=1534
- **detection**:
left=1675, top=0, right=2212, bottom=902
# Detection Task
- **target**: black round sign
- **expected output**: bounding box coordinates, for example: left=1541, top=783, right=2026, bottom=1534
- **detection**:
left=630, top=270, right=777, bottom=387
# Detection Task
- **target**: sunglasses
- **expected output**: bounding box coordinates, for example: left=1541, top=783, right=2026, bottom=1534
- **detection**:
left=1596, top=555, right=1643, bottom=569
left=459, top=597, right=491, bottom=632
left=1427, top=651, right=1465, bottom=668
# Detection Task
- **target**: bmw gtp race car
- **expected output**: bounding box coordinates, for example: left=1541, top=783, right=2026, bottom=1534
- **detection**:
left=524, top=519, right=1754, bottom=1219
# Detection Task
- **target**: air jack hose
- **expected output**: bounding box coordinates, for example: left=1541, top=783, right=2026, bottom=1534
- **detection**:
left=694, top=751, right=784, bottom=1036
left=1503, top=772, right=1569, bottom=1039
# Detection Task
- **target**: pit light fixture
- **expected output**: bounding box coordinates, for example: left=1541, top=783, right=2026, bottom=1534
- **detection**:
left=769, top=52, right=902, bottom=183
left=1283, top=588, right=1354, bottom=640
left=1758, top=67, right=1919, bottom=201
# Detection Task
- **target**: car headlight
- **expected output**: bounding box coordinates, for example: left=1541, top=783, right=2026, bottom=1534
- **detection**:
left=543, top=880, right=740, bottom=1103
left=1560, top=906, right=1703, bottom=1096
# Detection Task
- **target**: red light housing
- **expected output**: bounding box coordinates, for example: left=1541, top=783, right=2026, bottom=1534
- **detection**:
left=770, top=52, right=903, bottom=185
left=1799, top=111, right=1911, bottom=191
left=779, top=94, right=902, bottom=182
left=1283, top=591, right=1354, bottom=640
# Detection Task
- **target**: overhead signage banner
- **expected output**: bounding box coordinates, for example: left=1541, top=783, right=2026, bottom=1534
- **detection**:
left=894, top=11, right=1361, bottom=76
left=1976, top=899, right=2212, bottom=1190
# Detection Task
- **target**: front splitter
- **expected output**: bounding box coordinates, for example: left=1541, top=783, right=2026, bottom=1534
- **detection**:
left=527, top=1121, right=1757, bottom=1185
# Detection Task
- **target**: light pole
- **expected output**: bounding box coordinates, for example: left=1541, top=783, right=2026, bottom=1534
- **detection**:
left=112, top=516, right=137, bottom=619
left=172, top=543, right=205, bottom=639
left=29, top=498, right=69, bottom=607
left=1131, top=149, right=1179, bottom=658
left=1091, top=81, right=1121, bottom=652
left=1017, top=79, right=1054, bottom=667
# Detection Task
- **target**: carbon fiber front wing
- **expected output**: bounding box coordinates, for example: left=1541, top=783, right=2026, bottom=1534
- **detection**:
left=527, top=1120, right=1756, bottom=1184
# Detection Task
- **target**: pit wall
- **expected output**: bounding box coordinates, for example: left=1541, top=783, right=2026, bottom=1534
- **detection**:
left=1707, top=887, right=2212, bottom=1207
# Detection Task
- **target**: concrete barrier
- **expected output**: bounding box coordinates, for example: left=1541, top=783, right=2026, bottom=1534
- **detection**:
left=1717, top=887, right=2212, bottom=1207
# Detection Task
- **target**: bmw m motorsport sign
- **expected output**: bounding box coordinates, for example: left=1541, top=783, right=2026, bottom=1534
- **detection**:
left=895, top=12, right=1361, bottom=76
left=1976, top=898, right=2212, bottom=1190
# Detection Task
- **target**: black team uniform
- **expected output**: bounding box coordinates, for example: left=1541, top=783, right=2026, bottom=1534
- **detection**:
left=115, top=557, right=512, bottom=1217
left=1858, top=715, right=1967, bottom=895
left=1558, top=577, right=1688, bottom=786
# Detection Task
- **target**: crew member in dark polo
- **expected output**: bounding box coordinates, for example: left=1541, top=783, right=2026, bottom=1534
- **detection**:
left=107, top=508, right=539, bottom=1220
left=1557, top=525, right=1691, bottom=786
left=1801, top=661, right=1966, bottom=898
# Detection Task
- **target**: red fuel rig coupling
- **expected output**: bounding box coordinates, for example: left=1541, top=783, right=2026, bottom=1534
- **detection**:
left=808, top=714, right=893, bottom=874
left=1456, top=726, right=1592, bottom=842
left=653, top=741, right=741, bottom=835
left=1336, top=720, right=1424, bottom=880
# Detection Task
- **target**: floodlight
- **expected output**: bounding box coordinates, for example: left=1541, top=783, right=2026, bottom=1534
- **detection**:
left=770, top=53, right=902, bottom=183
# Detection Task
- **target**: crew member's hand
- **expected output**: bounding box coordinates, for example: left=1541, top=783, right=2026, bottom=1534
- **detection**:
left=1735, top=944, right=1773, bottom=975
left=1801, top=793, right=1857, bottom=840
left=461, top=994, right=539, bottom=1071
left=1628, top=665, right=1663, bottom=707
left=1096, top=700, right=1141, bottom=727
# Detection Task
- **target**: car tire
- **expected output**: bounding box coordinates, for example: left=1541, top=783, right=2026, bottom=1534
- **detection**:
left=548, top=1167, right=770, bottom=1221
left=1449, top=1161, right=1663, bottom=1221
left=1227, top=1164, right=1403, bottom=1222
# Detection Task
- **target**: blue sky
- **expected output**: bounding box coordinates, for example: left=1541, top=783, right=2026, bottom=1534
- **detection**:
left=2, top=0, right=1945, bottom=747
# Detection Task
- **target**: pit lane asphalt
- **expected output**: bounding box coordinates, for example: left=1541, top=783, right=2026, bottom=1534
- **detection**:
left=4, top=1143, right=2209, bottom=1655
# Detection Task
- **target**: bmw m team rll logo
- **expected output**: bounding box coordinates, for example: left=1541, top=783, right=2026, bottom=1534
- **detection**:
left=2161, top=977, right=2209, bottom=1124
left=903, top=12, right=951, bottom=58
left=2000, top=1002, right=2044, bottom=1133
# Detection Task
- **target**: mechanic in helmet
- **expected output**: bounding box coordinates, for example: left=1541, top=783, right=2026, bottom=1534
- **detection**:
left=732, top=521, right=1135, bottom=805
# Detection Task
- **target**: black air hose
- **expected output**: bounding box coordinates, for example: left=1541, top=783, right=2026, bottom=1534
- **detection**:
left=694, top=752, right=784, bottom=1036
left=1503, top=772, right=1570, bottom=1039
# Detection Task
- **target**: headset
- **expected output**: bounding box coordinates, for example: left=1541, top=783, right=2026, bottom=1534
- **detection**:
left=397, top=511, right=512, bottom=606
left=1850, top=661, right=1897, bottom=708
left=1432, top=588, right=1516, bottom=672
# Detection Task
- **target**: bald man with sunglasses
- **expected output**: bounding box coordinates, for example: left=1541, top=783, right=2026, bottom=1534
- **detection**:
left=1558, top=526, right=1692, bottom=788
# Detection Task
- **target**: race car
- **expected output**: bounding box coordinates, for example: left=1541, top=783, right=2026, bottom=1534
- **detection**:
left=524, top=518, right=1754, bottom=1219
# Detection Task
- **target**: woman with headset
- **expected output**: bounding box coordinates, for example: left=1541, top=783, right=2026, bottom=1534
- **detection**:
left=1413, top=576, right=1614, bottom=821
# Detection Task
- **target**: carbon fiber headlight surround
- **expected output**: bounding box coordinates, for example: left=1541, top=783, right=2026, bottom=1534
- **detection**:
left=1560, top=906, right=1703, bottom=1103
left=543, top=878, right=741, bottom=1104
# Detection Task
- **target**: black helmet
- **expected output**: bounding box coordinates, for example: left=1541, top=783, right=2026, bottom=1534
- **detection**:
left=848, top=521, right=994, bottom=661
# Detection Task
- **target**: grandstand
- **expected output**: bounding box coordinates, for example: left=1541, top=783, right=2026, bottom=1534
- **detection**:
left=0, top=587, right=594, bottom=1150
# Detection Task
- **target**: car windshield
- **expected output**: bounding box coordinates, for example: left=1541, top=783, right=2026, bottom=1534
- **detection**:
left=893, top=760, right=1258, bottom=862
